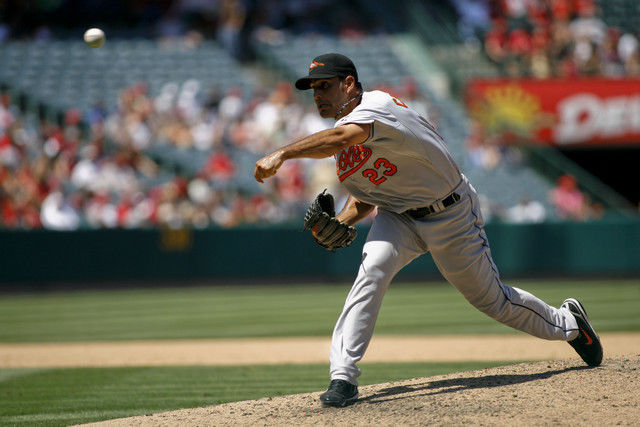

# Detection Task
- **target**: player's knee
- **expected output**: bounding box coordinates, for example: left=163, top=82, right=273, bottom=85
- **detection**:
left=356, top=266, right=389, bottom=290
left=462, top=287, right=512, bottom=321
left=471, top=298, right=504, bottom=319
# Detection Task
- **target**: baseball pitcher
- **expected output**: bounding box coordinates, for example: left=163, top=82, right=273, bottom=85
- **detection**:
left=254, top=53, right=603, bottom=407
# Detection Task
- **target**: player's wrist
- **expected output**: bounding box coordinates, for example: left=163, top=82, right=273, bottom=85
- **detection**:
left=276, top=148, right=292, bottom=162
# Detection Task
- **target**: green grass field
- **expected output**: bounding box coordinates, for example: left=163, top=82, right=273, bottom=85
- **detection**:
left=1, top=279, right=638, bottom=342
left=1, top=279, right=638, bottom=425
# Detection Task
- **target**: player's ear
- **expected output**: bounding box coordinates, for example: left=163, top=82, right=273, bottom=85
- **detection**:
left=342, top=75, right=356, bottom=91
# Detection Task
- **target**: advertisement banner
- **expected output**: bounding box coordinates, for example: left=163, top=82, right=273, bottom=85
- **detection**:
left=466, top=78, right=640, bottom=146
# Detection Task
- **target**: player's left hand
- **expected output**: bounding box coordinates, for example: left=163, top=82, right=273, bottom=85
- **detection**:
left=254, top=151, right=284, bottom=183
left=304, top=190, right=357, bottom=252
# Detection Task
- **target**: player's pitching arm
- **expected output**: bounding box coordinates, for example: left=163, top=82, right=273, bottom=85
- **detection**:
left=253, top=123, right=370, bottom=183
left=254, top=123, right=374, bottom=248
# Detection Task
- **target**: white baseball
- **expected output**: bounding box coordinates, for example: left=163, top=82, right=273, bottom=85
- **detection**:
left=84, top=28, right=106, bottom=48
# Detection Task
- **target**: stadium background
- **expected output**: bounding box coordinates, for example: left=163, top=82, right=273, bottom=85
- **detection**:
left=1, top=0, right=639, bottom=425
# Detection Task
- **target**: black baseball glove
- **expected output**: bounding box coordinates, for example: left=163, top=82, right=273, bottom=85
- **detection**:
left=303, top=190, right=357, bottom=252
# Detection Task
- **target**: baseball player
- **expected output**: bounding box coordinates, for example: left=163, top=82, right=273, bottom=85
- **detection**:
left=253, top=53, right=603, bottom=407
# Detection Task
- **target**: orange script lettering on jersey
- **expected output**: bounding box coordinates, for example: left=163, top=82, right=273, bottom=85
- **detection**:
left=336, top=144, right=372, bottom=182
left=392, top=97, right=408, bottom=108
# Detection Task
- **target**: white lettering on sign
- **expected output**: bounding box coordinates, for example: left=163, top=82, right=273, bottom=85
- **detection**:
left=555, top=94, right=640, bottom=144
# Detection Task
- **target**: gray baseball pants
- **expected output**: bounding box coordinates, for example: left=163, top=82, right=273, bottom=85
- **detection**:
left=330, top=176, right=579, bottom=385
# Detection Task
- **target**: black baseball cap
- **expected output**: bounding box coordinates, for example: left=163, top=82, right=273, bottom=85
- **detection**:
left=295, top=53, right=359, bottom=90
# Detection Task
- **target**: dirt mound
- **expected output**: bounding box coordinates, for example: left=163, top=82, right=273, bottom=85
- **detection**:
left=85, top=356, right=639, bottom=426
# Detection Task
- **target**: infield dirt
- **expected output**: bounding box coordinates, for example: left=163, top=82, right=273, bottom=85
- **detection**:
left=83, top=356, right=639, bottom=426
left=39, top=334, right=637, bottom=426
left=3, top=333, right=637, bottom=426
left=2, top=332, right=638, bottom=368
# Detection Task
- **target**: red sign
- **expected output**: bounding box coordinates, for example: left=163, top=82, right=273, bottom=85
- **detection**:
left=466, top=78, right=640, bottom=146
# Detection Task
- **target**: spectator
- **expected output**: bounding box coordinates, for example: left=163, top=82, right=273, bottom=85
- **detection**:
left=549, top=174, right=587, bottom=221
left=217, top=0, right=246, bottom=60
left=465, top=120, right=503, bottom=170
left=598, top=27, right=624, bottom=76
left=505, top=195, right=547, bottom=223
left=569, top=2, right=606, bottom=46
left=484, top=17, right=509, bottom=63
left=218, top=86, right=245, bottom=123
left=477, top=193, right=499, bottom=223
left=40, top=191, right=81, bottom=230
left=450, top=0, right=491, bottom=42
left=0, top=91, right=16, bottom=132
left=618, top=32, right=640, bottom=75
left=201, top=150, right=235, bottom=182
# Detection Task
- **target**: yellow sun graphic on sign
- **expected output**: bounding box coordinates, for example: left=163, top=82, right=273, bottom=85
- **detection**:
left=470, top=84, right=554, bottom=138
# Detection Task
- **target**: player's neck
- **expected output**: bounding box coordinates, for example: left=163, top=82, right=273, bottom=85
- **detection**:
left=334, top=91, right=363, bottom=120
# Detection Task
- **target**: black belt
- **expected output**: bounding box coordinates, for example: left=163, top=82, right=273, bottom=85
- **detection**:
left=406, top=192, right=461, bottom=219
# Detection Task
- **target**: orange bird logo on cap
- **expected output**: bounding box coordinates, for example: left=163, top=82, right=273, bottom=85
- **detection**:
left=309, top=61, right=325, bottom=70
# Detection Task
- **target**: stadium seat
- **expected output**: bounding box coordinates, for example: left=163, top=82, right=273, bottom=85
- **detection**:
left=0, top=39, right=257, bottom=113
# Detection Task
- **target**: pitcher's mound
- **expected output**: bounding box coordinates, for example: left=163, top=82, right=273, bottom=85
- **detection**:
left=85, top=357, right=639, bottom=426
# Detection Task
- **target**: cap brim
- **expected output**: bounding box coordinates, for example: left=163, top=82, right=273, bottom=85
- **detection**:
left=294, top=73, right=338, bottom=90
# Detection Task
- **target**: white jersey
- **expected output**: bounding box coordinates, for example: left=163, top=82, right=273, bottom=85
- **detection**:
left=334, top=90, right=461, bottom=213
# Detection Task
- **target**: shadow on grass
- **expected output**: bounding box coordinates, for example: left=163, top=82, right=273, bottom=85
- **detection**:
left=359, top=365, right=591, bottom=404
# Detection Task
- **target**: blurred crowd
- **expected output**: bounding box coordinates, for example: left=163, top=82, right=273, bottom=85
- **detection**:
left=492, top=173, right=605, bottom=224
left=1, top=0, right=626, bottom=230
left=464, top=123, right=607, bottom=223
left=482, top=0, right=640, bottom=77
left=2, top=74, right=604, bottom=230
left=457, top=0, right=634, bottom=221
left=0, top=76, right=434, bottom=230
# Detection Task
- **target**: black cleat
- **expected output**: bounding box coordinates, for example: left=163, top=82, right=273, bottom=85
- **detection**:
left=562, top=298, right=603, bottom=367
left=319, top=379, right=359, bottom=407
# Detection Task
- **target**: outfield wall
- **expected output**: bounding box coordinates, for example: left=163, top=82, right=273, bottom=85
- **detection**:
left=1, top=220, right=639, bottom=288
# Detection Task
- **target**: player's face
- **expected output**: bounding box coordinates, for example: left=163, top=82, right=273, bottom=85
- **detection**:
left=311, top=77, right=348, bottom=118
